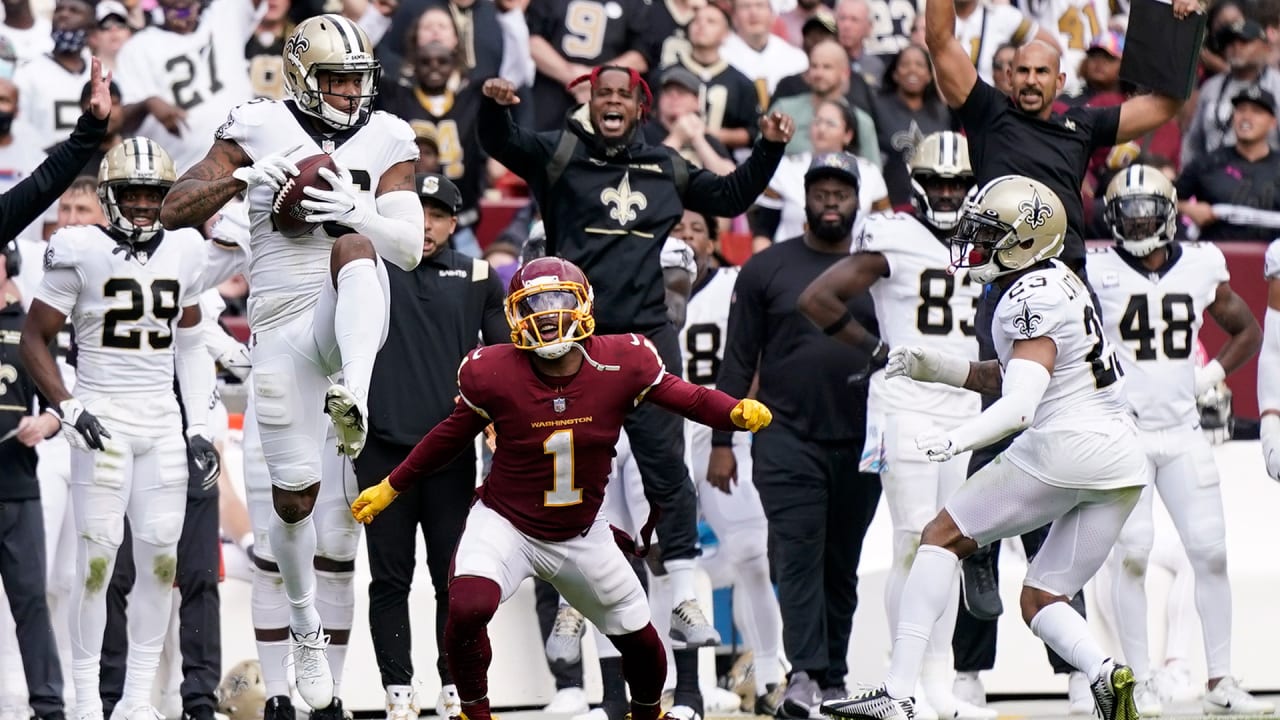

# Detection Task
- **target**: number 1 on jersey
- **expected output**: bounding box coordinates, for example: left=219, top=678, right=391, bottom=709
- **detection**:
left=543, top=429, right=582, bottom=507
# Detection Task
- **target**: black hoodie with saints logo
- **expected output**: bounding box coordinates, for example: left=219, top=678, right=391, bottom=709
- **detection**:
left=478, top=99, right=785, bottom=333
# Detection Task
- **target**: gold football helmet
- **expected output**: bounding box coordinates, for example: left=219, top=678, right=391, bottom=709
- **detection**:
left=215, top=659, right=266, bottom=720
left=1103, top=163, right=1178, bottom=257
left=908, top=131, right=975, bottom=233
left=97, top=137, right=177, bottom=244
left=282, top=14, right=381, bottom=129
left=952, top=175, right=1066, bottom=284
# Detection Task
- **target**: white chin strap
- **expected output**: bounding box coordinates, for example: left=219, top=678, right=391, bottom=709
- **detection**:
left=534, top=341, right=574, bottom=359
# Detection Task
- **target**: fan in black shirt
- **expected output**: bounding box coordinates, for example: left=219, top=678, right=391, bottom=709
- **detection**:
left=925, top=0, right=1184, bottom=269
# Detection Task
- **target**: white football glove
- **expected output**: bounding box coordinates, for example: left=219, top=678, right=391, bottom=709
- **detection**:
left=1193, top=359, right=1226, bottom=402
left=231, top=147, right=301, bottom=193
left=216, top=343, right=252, bottom=382
left=885, top=345, right=971, bottom=387
left=1262, top=415, right=1280, bottom=482
left=915, top=429, right=957, bottom=463
left=58, top=398, right=111, bottom=452
left=301, top=166, right=374, bottom=227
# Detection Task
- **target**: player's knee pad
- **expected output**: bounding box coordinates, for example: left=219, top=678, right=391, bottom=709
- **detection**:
left=1116, top=543, right=1153, bottom=580
left=252, top=365, right=296, bottom=429
left=78, top=500, right=126, bottom=550
left=132, top=507, right=185, bottom=548
left=88, top=446, right=128, bottom=490
left=313, top=503, right=359, bottom=563
left=446, top=576, right=501, bottom=632
left=1187, top=539, right=1228, bottom=578
left=251, top=564, right=289, bottom=630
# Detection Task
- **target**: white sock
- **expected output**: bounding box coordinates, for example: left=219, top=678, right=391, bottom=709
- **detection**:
left=884, top=545, right=959, bottom=700
left=69, top=537, right=118, bottom=716
left=121, top=538, right=180, bottom=709
left=665, top=559, right=697, bottom=604
left=315, top=568, right=355, bottom=696
left=268, top=512, right=321, bottom=633
left=1028, top=601, right=1107, bottom=682
left=251, top=562, right=293, bottom=699
left=1108, top=548, right=1152, bottom=680
left=734, top=554, right=782, bottom=692
left=333, top=258, right=385, bottom=401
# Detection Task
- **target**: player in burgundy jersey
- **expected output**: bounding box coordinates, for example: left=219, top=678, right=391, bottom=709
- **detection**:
left=351, top=257, right=771, bottom=720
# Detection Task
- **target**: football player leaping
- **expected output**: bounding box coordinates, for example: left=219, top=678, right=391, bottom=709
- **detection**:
left=1087, top=165, right=1269, bottom=716
left=158, top=14, right=423, bottom=711
left=799, top=132, right=990, bottom=720
left=350, top=257, right=773, bottom=720
left=21, top=137, right=215, bottom=720
left=819, top=176, right=1143, bottom=720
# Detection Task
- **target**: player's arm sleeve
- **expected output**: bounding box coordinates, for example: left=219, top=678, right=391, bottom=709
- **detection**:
left=1260, top=241, right=1280, bottom=414
left=645, top=372, right=742, bottom=431
left=174, top=309, right=214, bottom=432
left=948, top=357, right=1051, bottom=453
left=682, top=136, right=787, bottom=216
left=712, top=261, right=767, bottom=446
left=475, top=97, right=555, bottom=189
left=0, top=113, right=107, bottom=243
left=387, top=365, right=492, bottom=492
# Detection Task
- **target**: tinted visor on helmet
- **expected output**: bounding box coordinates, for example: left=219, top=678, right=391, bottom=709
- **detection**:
left=1107, top=194, right=1172, bottom=241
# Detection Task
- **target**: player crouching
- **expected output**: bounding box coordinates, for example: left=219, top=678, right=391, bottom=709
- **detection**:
left=351, top=257, right=772, bottom=720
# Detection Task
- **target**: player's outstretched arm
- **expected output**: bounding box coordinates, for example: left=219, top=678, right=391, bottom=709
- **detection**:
left=475, top=79, right=554, bottom=188
left=643, top=371, right=769, bottom=432
left=1116, top=93, right=1183, bottom=145
left=682, top=112, right=792, bottom=218
left=161, top=139, right=254, bottom=229
left=885, top=345, right=1004, bottom=394
left=798, top=253, right=891, bottom=365
left=924, top=0, right=979, bottom=108
left=916, top=337, right=1055, bottom=462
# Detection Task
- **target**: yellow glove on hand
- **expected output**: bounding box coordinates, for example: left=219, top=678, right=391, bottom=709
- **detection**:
left=731, top=399, right=772, bottom=432
left=351, top=477, right=400, bottom=524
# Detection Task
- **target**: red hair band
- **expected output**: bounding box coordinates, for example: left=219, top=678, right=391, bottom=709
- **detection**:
left=567, top=65, right=653, bottom=117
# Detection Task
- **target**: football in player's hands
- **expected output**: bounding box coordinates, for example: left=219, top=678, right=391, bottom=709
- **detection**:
left=271, top=153, right=338, bottom=237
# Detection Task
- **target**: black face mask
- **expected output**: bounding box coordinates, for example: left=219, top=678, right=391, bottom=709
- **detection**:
left=51, top=28, right=87, bottom=54
left=0, top=111, right=15, bottom=137
left=805, top=205, right=858, bottom=242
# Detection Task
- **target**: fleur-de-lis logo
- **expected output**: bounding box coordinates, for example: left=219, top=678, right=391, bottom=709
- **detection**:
left=284, top=34, right=310, bottom=61
left=1019, top=189, right=1054, bottom=229
left=1012, top=301, right=1043, bottom=338
left=601, top=172, right=647, bottom=226
left=0, top=363, right=16, bottom=395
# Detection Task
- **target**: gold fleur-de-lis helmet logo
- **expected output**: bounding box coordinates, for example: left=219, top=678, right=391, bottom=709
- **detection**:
left=1019, top=189, right=1054, bottom=229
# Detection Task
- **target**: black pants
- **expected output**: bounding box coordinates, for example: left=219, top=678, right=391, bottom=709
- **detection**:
left=953, top=279, right=1086, bottom=676
left=101, top=485, right=221, bottom=717
left=353, top=435, right=476, bottom=687
left=616, top=323, right=699, bottom=564
left=534, top=578, right=584, bottom=690
left=751, top=424, right=881, bottom=689
left=0, top=498, right=63, bottom=718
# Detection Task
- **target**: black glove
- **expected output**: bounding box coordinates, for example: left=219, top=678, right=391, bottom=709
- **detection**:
left=187, top=431, right=221, bottom=491
left=58, top=399, right=111, bottom=451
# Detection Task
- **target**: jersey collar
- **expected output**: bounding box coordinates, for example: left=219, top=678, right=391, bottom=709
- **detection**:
left=1116, top=242, right=1183, bottom=279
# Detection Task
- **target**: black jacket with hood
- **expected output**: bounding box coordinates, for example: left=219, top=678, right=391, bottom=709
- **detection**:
left=478, top=100, right=785, bottom=333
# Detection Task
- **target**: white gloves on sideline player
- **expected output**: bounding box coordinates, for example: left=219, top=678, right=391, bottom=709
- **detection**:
left=232, top=148, right=300, bottom=192
left=885, top=345, right=971, bottom=388
left=1262, top=415, right=1280, bottom=481
left=1194, top=359, right=1226, bottom=403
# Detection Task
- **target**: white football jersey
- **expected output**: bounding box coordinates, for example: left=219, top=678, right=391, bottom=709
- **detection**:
left=1017, top=0, right=1112, bottom=94
left=115, top=0, right=261, bottom=173
left=1265, top=238, right=1280, bottom=280
left=994, top=259, right=1128, bottom=427
left=954, top=4, right=1039, bottom=85
left=720, top=33, right=808, bottom=107
left=14, top=51, right=92, bottom=146
left=36, top=225, right=205, bottom=396
left=856, top=212, right=981, bottom=418
left=681, top=266, right=737, bottom=389
left=216, top=98, right=417, bottom=333
left=0, top=20, right=52, bottom=67
left=1088, top=243, right=1229, bottom=431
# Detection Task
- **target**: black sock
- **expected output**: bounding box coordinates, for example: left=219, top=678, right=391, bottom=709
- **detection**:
left=601, top=656, right=629, bottom=720
left=673, top=648, right=703, bottom=716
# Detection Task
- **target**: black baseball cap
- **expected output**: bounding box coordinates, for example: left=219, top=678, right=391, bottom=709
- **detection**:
left=1232, top=84, right=1277, bottom=115
left=416, top=173, right=461, bottom=214
left=802, top=11, right=837, bottom=38
left=1218, top=18, right=1266, bottom=44
left=805, top=151, right=862, bottom=190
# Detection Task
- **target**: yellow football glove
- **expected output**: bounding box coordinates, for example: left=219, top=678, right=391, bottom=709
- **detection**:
left=730, top=399, right=772, bottom=432
left=351, top=477, right=400, bottom=524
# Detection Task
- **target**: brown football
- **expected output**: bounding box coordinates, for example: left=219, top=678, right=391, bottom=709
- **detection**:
left=271, top=153, right=338, bottom=237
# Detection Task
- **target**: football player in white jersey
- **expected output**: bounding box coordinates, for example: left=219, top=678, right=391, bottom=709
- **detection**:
left=800, top=132, right=988, bottom=720
left=819, top=175, right=1143, bottom=720
left=19, top=137, right=215, bottom=720
left=678, top=209, right=785, bottom=715
left=158, top=14, right=423, bottom=711
left=1262, top=239, right=1280, bottom=482
left=115, top=0, right=261, bottom=173
left=1086, top=165, right=1269, bottom=717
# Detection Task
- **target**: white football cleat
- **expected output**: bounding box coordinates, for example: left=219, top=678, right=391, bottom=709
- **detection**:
left=385, top=685, right=417, bottom=720
left=289, top=628, right=334, bottom=710
left=1202, top=677, right=1276, bottom=715
left=324, top=384, right=368, bottom=458
left=1154, top=660, right=1200, bottom=704
left=1068, top=671, right=1095, bottom=715
left=436, top=684, right=461, bottom=720
left=820, top=685, right=916, bottom=720
left=1135, top=679, right=1163, bottom=717
left=670, top=599, right=720, bottom=647
left=545, top=605, right=587, bottom=665
left=952, top=673, right=986, bottom=708
left=543, top=687, right=590, bottom=715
